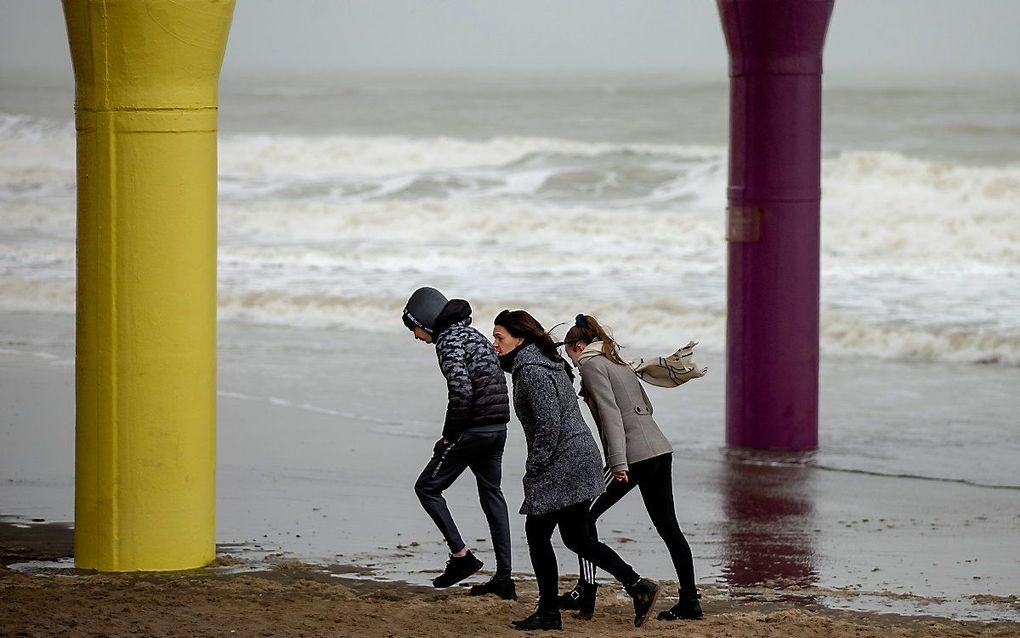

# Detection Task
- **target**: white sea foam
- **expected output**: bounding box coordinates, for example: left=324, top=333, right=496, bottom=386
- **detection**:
left=214, top=132, right=726, bottom=209
left=2, top=117, right=1018, bottom=365
left=823, top=151, right=1020, bottom=265
left=0, top=114, right=76, bottom=203
left=217, top=131, right=722, bottom=179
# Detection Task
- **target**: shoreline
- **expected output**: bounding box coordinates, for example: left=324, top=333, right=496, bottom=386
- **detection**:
left=1, top=520, right=1020, bottom=632
left=2, top=522, right=1019, bottom=638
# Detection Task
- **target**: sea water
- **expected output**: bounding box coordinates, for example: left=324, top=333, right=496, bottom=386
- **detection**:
left=2, top=74, right=1019, bottom=611
left=3, top=71, right=1018, bottom=462
left=3, top=74, right=1018, bottom=363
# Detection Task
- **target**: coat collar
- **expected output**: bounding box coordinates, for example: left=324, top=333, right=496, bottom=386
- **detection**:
left=577, top=340, right=606, bottom=365
left=511, top=342, right=562, bottom=374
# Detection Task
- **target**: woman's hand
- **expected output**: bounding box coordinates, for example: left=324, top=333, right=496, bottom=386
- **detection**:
left=612, top=470, right=629, bottom=483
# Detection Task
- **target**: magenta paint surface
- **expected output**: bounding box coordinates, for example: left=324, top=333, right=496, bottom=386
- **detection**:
left=718, top=0, right=834, bottom=450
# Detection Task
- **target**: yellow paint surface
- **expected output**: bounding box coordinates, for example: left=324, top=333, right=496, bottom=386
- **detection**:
left=64, top=0, right=235, bottom=571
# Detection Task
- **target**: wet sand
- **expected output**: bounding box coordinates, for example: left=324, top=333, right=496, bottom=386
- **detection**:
left=3, top=311, right=1020, bottom=630
left=2, top=523, right=1019, bottom=638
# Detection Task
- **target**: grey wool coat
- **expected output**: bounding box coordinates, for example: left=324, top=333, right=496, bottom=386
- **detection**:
left=579, top=353, right=673, bottom=473
left=509, top=343, right=605, bottom=516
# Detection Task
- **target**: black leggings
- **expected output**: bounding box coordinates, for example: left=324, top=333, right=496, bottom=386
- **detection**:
left=526, top=501, right=639, bottom=611
left=579, top=453, right=697, bottom=594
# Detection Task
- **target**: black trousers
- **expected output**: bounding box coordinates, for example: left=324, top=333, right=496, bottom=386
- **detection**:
left=526, top=500, right=640, bottom=611
left=414, top=429, right=512, bottom=577
left=579, top=453, right=697, bottom=595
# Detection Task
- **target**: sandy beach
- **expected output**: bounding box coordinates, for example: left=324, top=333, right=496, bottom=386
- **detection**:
left=3, top=524, right=1020, bottom=638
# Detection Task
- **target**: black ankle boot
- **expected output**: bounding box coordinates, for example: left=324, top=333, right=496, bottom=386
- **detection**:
left=557, top=581, right=598, bottom=619
left=657, top=590, right=704, bottom=620
left=624, top=578, right=660, bottom=628
left=432, top=550, right=483, bottom=588
left=511, top=609, right=562, bottom=631
left=469, top=575, right=517, bottom=600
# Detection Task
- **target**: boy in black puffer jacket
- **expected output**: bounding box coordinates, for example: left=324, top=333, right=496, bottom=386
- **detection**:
left=402, top=287, right=515, bottom=599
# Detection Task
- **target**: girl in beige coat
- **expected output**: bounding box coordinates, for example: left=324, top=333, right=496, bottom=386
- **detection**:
left=561, top=314, right=703, bottom=622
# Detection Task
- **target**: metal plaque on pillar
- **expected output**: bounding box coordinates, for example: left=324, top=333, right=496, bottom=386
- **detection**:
left=726, top=206, right=761, bottom=243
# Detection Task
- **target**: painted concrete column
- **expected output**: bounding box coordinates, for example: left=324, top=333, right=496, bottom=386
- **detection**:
left=718, top=0, right=834, bottom=450
left=63, top=0, right=235, bottom=571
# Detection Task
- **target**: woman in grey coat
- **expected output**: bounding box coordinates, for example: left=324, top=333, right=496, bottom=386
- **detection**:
left=562, top=314, right=701, bottom=622
left=492, top=309, right=659, bottom=632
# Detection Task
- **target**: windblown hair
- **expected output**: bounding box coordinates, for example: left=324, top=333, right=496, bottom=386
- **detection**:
left=494, top=309, right=574, bottom=381
left=564, top=314, right=627, bottom=366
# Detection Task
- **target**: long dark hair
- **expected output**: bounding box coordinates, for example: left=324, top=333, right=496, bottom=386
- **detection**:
left=564, top=314, right=627, bottom=366
left=494, top=309, right=574, bottom=381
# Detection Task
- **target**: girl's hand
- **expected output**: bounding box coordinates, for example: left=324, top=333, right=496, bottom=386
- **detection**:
left=612, top=470, right=629, bottom=483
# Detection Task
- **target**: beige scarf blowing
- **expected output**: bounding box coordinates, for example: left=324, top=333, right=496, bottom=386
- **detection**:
left=578, top=340, right=708, bottom=388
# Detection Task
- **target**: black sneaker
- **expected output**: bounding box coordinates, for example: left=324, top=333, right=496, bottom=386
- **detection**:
left=557, top=581, right=598, bottom=619
left=469, top=575, right=517, bottom=600
left=432, top=550, right=483, bottom=588
left=625, top=578, right=660, bottom=628
left=511, top=609, right=562, bottom=631
left=657, top=591, right=704, bottom=621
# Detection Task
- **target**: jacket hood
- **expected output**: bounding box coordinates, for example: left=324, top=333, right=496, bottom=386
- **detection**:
left=432, top=299, right=472, bottom=337
left=402, top=286, right=448, bottom=334
left=511, top=342, right=564, bottom=373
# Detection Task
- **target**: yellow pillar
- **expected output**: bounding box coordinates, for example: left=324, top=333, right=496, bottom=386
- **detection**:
left=63, top=0, right=235, bottom=571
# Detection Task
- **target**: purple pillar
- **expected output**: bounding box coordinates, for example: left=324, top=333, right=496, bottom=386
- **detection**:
left=718, top=0, right=834, bottom=450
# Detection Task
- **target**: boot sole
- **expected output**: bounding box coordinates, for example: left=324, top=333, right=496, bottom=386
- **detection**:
left=432, top=562, right=483, bottom=588
left=657, top=611, right=704, bottom=621
left=470, top=590, right=518, bottom=600
left=634, top=584, right=661, bottom=628
left=512, top=616, right=562, bottom=631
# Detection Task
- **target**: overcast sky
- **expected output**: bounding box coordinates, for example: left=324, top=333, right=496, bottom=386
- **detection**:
left=2, top=1, right=1019, bottom=83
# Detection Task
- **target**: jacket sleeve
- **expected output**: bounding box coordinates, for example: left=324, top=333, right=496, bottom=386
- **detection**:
left=520, top=368, right=561, bottom=478
left=581, top=361, right=628, bottom=472
left=436, top=338, right=473, bottom=439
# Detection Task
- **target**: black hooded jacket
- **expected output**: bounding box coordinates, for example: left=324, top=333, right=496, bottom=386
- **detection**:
left=432, top=300, right=511, bottom=439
